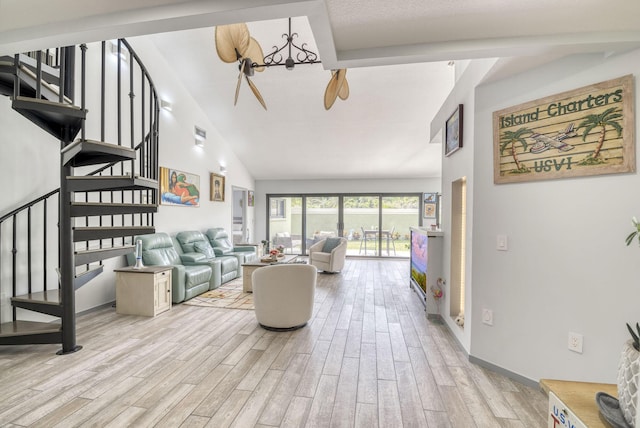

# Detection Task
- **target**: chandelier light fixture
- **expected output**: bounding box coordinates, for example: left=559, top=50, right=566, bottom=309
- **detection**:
left=214, top=18, right=349, bottom=110
left=257, top=18, right=320, bottom=70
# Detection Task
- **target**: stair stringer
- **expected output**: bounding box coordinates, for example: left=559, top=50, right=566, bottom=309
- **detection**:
left=0, top=40, right=160, bottom=352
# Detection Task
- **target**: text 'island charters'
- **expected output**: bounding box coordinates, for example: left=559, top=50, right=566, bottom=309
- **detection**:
left=492, top=75, right=635, bottom=184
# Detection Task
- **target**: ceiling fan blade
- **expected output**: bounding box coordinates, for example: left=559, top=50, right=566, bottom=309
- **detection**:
left=215, top=23, right=251, bottom=63
left=324, top=69, right=347, bottom=110
left=245, top=37, right=265, bottom=72
left=234, top=59, right=245, bottom=106
left=338, top=75, right=349, bottom=101
left=245, top=76, right=267, bottom=110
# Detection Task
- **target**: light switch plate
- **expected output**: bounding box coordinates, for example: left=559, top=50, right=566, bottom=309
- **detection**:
left=497, top=235, right=508, bottom=251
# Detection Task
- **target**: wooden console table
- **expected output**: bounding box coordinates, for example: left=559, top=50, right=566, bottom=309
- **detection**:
left=242, top=255, right=298, bottom=292
left=540, top=379, right=617, bottom=428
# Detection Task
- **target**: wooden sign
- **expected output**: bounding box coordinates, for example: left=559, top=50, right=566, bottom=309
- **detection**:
left=493, top=75, right=635, bottom=184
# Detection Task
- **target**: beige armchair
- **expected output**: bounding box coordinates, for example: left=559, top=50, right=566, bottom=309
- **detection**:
left=252, top=264, right=317, bottom=331
left=309, top=237, right=348, bottom=273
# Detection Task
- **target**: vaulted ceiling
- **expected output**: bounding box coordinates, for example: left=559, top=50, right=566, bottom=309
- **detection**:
left=2, top=0, right=639, bottom=180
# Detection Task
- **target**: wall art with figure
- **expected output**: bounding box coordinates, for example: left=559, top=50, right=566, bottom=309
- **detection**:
left=159, top=167, right=200, bottom=207
left=210, top=173, right=225, bottom=202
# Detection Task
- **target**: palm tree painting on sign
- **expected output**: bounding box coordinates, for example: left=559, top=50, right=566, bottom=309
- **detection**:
left=577, top=107, right=623, bottom=166
left=499, top=127, right=532, bottom=174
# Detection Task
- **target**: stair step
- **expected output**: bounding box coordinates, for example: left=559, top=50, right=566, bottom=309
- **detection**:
left=75, top=245, right=134, bottom=266
left=0, top=55, right=62, bottom=100
left=15, top=53, right=62, bottom=86
left=11, top=290, right=62, bottom=317
left=74, top=265, right=104, bottom=290
left=73, top=226, right=155, bottom=242
left=70, top=202, right=158, bottom=217
left=62, top=139, right=136, bottom=167
left=67, top=175, right=157, bottom=193
left=0, top=320, right=62, bottom=345
left=12, top=96, right=84, bottom=142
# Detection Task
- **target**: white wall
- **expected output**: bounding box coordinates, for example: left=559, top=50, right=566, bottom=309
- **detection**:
left=0, top=37, right=255, bottom=316
left=0, top=95, right=63, bottom=322
left=254, top=178, right=441, bottom=242
left=128, top=36, right=255, bottom=236
left=430, top=59, right=498, bottom=351
left=469, top=50, right=640, bottom=383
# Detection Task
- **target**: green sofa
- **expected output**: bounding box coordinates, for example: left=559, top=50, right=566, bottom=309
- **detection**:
left=206, top=228, right=258, bottom=272
left=174, top=230, right=239, bottom=288
left=128, top=232, right=212, bottom=303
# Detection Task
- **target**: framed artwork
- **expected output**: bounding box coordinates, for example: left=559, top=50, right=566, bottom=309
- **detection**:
left=493, top=75, right=634, bottom=184
left=248, top=190, right=255, bottom=207
left=210, top=173, right=225, bottom=202
left=445, top=104, right=463, bottom=156
left=423, top=192, right=437, bottom=218
left=159, top=167, right=200, bottom=207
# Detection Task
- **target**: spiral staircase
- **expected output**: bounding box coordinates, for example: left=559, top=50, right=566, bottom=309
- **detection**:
left=0, top=40, right=159, bottom=354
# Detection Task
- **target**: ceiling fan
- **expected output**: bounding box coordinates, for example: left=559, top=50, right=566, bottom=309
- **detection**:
left=215, top=23, right=267, bottom=110
left=214, top=19, right=349, bottom=110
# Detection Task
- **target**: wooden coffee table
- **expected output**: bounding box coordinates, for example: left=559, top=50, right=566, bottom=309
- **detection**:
left=242, top=254, right=299, bottom=292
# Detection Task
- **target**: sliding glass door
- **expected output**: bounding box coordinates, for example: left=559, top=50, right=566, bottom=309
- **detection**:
left=381, top=196, right=419, bottom=258
left=268, top=197, right=302, bottom=254
left=305, top=196, right=339, bottom=254
left=343, top=196, right=379, bottom=256
left=267, top=193, right=421, bottom=258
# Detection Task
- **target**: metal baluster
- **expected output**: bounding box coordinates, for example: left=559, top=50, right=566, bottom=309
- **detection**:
left=12, top=215, right=17, bottom=320
left=35, top=51, right=42, bottom=100
left=59, top=48, right=66, bottom=104
left=80, top=44, right=87, bottom=141
left=101, top=42, right=105, bottom=143
left=43, top=199, right=47, bottom=290
left=27, top=207, right=32, bottom=294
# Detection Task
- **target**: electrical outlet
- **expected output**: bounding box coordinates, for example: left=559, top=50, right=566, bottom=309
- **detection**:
left=482, top=309, right=493, bottom=326
left=568, top=332, right=583, bottom=353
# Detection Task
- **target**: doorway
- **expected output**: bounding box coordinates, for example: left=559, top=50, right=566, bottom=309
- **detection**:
left=232, top=187, right=247, bottom=244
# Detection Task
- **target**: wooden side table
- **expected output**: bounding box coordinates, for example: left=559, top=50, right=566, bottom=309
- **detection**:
left=115, top=266, right=172, bottom=317
left=540, top=379, right=617, bottom=428
left=241, top=255, right=298, bottom=292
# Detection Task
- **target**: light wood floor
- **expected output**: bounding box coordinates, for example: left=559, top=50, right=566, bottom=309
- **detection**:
left=0, top=259, right=548, bottom=427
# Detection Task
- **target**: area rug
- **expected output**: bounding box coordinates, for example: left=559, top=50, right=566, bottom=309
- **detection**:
left=182, top=278, right=254, bottom=310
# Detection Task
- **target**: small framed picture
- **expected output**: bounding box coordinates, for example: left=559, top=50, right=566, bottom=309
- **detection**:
left=445, top=104, right=463, bottom=156
left=248, top=190, right=255, bottom=207
left=423, top=192, right=437, bottom=218
left=210, top=173, right=225, bottom=202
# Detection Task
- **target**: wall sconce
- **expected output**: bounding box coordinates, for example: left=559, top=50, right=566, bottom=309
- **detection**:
left=220, top=165, right=227, bottom=175
left=160, top=99, right=172, bottom=112
left=109, top=41, right=128, bottom=63
left=194, top=125, right=206, bottom=147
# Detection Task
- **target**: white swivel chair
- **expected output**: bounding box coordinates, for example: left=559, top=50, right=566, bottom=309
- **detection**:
left=252, top=264, right=317, bottom=331
left=309, top=237, right=348, bottom=273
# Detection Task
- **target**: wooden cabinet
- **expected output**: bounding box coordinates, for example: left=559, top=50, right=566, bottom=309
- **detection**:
left=540, top=379, right=617, bottom=428
left=115, top=266, right=172, bottom=317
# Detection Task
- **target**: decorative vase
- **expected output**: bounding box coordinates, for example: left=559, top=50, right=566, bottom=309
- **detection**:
left=617, top=340, right=640, bottom=426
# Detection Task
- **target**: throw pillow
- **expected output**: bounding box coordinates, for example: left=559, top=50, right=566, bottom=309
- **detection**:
left=322, top=237, right=342, bottom=253
left=194, top=241, right=216, bottom=259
